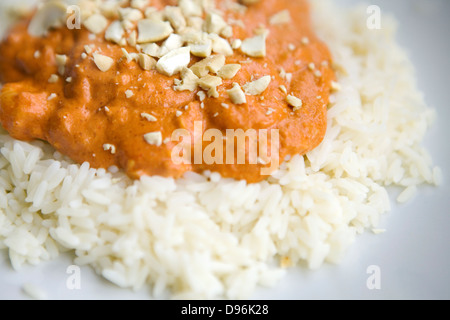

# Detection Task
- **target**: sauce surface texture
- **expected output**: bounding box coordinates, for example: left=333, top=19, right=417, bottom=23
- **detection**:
left=0, top=0, right=334, bottom=182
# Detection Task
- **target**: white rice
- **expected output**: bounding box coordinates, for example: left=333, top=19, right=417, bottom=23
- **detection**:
left=0, top=0, right=440, bottom=299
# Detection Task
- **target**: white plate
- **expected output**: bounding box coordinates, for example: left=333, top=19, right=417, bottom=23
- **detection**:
left=1, top=0, right=449, bottom=300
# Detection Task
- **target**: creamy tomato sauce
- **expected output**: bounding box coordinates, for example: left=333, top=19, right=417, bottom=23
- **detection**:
left=0, top=0, right=334, bottom=182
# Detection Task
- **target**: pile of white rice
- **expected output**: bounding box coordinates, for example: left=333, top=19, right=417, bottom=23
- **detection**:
left=0, top=0, right=441, bottom=299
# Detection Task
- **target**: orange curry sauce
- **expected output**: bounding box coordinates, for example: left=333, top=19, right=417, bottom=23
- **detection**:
left=0, top=0, right=334, bottom=182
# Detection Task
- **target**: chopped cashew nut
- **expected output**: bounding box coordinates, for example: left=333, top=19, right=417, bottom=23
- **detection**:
left=279, top=67, right=293, bottom=81
left=100, top=1, right=120, bottom=18
left=125, top=90, right=134, bottom=98
left=103, top=143, right=116, bottom=154
left=141, top=113, right=157, bottom=122
left=122, top=19, right=134, bottom=32
left=156, top=47, right=191, bottom=76
left=160, top=34, right=184, bottom=55
left=204, top=54, right=226, bottom=74
left=241, top=34, right=266, bottom=58
left=269, top=10, right=291, bottom=25
left=164, top=6, right=187, bottom=32
left=186, top=16, right=204, bottom=30
left=266, top=107, right=275, bottom=115
left=182, top=30, right=207, bottom=44
left=217, top=64, right=241, bottom=79
left=190, top=39, right=213, bottom=58
left=121, top=48, right=133, bottom=62
left=127, top=31, right=137, bottom=46
left=197, top=90, right=206, bottom=101
left=210, top=34, right=233, bottom=56
left=142, top=43, right=161, bottom=57
left=174, top=67, right=199, bottom=92
left=48, top=74, right=59, bottom=83
left=84, top=45, right=93, bottom=54
left=143, top=132, right=163, bottom=146
left=131, top=0, right=149, bottom=10
left=243, top=76, right=271, bottom=95
left=231, top=39, right=242, bottom=49
left=55, top=54, right=67, bottom=75
left=179, top=0, right=202, bottom=17
left=137, top=19, right=174, bottom=43
left=197, top=75, right=223, bottom=98
left=83, top=14, right=108, bottom=34
left=129, top=53, right=140, bottom=62
left=138, top=53, right=156, bottom=70
left=145, top=7, right=162, bottom=19
left=221, top=25, right=233, bottom=38
left=254, top=26, right=270, bottom=37
left=287, top=94, right=303, bottom=111
left=190, top=54, right=226, bottom=77
left=204, top=12, right=227, bottom=34
left=227, top=83, right=246, bottom=104
left=105, top=20, right=125, bottom=44
left=93, top=53, right=114, bottom=72
left=118, top=7, right=143, bottom=21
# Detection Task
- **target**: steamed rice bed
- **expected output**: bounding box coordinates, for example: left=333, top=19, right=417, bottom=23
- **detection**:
left=0, top=0, right=440, bottom=299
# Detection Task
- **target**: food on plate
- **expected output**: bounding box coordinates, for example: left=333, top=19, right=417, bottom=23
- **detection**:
left=0, top=0, right=440, bottom=299
left=0, top=0, right=334, bottom=182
